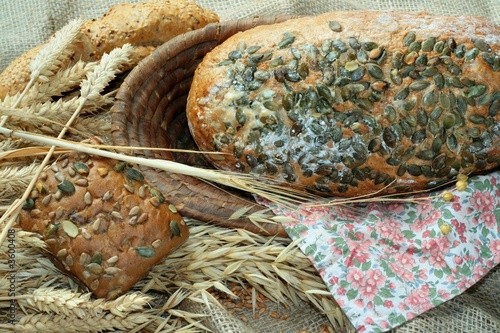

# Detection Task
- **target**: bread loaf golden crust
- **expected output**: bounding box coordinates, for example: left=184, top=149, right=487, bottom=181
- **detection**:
left=18, top=141, right=189, bottom=299
left=0, top=0, right=219, bottom=98
left=187, top=11, right=500, bottom=197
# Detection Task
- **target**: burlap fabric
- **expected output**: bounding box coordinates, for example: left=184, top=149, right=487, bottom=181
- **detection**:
left=1, top=0, right=500, bottom=72
left=1, top=1, right=499, bottom=332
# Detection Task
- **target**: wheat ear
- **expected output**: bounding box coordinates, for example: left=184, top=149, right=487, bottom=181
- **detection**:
left=0, top=162, right=40, bottom=201
left=29, top=60, right=98, bottom=102
left=0, top=20, right=85, bottom=225
left=0, top=228, right=46, bottom=249
left=11, top=312, right=153, bottom=333
left=1, top=289, right=152, bottom=319
left=0, top=19, right=84, bottom=128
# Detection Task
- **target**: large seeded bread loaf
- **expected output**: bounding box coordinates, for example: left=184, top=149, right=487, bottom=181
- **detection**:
left=187, top=11, right=500, bottom=197
left=18, top=139, right=189, bottom=299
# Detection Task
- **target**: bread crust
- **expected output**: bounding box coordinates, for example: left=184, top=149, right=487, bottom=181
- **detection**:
left=0, top=0, right=219, bottom=98
left=18, top=141, right=189, bottom=299
left=187, top=11, right=500, bottom=197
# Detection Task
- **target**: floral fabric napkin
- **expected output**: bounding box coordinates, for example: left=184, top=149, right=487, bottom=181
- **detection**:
left=261, top=171, right=500, bottom=332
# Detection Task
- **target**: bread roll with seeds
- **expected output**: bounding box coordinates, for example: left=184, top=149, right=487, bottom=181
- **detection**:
left=0, top=0, right=219, bottom=98
left=187, top=11, right=500, bottom=197
left=18, top=139, right=189, bottom=299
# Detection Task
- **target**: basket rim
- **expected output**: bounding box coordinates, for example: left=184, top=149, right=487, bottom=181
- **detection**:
left=110, top=15, right=302, bottom=237
left=119, top=15, right=301, bottom=94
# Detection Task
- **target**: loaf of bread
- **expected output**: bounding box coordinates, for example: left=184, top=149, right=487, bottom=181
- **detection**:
left=0, top=0, right=219, bottom=98
left=187, top=11, right=500, bottom=197
left=18, top=139, right=189, bottom=299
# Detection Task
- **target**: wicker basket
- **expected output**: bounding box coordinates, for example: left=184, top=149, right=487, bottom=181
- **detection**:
left=111, top=16, right=300, bottom=237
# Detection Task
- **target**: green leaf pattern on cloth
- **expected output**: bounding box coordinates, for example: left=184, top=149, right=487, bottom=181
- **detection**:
left=261, top=172, right=500, bottom=333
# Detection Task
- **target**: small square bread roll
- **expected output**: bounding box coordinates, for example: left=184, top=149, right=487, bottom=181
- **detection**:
left=18, top=139, right=189, bottom=299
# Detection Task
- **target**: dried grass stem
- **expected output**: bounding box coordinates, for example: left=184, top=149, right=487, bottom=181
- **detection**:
left=0, top=127, right=310, bottom=208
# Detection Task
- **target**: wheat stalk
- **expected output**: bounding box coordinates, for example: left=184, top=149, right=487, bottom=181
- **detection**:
left=1, top=289, right=153, bottom=320
left=79, top=45, right=133, bottom=102
left=0, top=19, right=84, bottom=129
left=99, top=292, right=153, bottom=317
left=0, top=99, right=114, bottom=141
left=11, top=312, right=153, bottom=333
left=0, top=228, right=46, bottom=249
left=0, top=128, right=311, bottom=210
left=1, top=61, right=97, bottom=107
left=0, top=219, right=346, bottom=332
left=71, top=114, right=112, bottom=138
left=28, top=20, right=85, bottom=85
left=0, top=163, right=40, bottom=201
left=29, top=60, right=98, bottom=102
left=6, top=293, right=203, bottom=333
left=17, top=289, right=93, bottom=318
left=1, top=91, right=113, bottom=119
left=0, top=254, right=66, bottom=294
left=0, top=138, right=22, bottom=152
left=0, top=44, right=134, bottom=247
left=0, top=106, right=64, bottom=129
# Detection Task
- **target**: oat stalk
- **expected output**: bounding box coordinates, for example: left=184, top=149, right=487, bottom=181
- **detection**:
left=0, top=219, right=347, bottom=332
left=149, top=221, right=346, bottom=327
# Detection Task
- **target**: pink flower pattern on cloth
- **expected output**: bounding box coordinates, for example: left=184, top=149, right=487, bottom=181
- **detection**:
left=260, top=171, right=500, bottom=333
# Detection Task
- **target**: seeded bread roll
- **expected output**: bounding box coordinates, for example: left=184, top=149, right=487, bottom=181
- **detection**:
left=187, top=11, right=500, bottom=197
left=18, top=139, right=189, bottom=299
left=0, top=0, right=219, bottom=98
